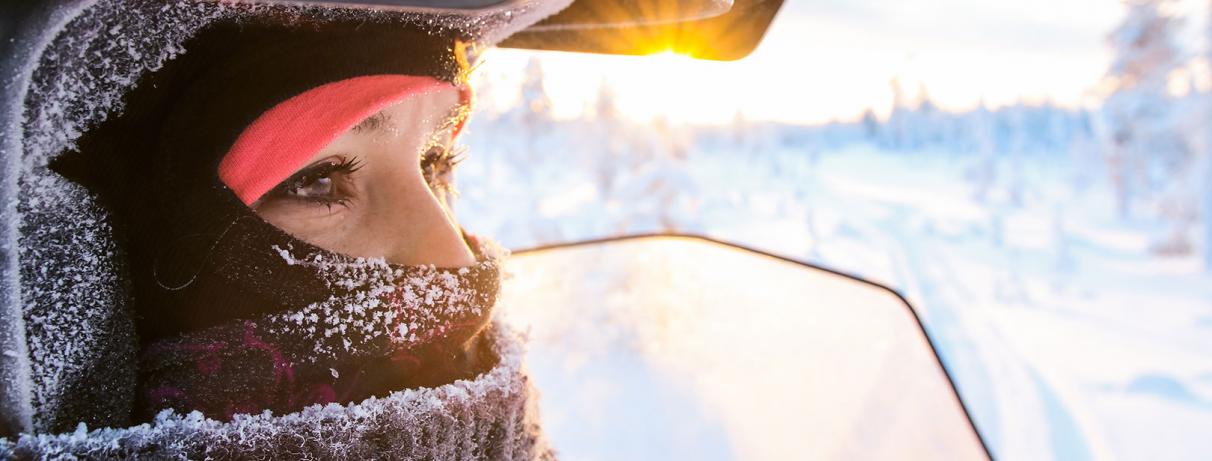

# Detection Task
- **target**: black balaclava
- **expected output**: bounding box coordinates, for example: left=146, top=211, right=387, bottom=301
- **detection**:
left=53, top=13, right=501, bottom=421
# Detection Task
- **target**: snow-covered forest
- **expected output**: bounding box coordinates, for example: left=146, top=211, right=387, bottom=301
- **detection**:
left=457, top=1, right=1212, bottom=460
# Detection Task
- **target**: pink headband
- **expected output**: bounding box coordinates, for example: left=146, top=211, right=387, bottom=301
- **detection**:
left=218, top=75, right=472, bottom=205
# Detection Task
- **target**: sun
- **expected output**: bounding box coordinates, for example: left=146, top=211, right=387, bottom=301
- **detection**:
left=600, top=49, right=737, bottom=123
left=645, top=49, right=697, bottom=62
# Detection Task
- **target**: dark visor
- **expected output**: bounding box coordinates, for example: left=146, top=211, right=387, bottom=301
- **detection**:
left=251, top=0, right=734, bottom=25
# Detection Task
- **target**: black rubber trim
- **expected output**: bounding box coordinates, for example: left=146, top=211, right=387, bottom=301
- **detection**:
left=513, top=232, right=996, bottom=460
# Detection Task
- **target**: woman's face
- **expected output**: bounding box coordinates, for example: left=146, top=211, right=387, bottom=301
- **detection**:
left=250, top=87, right=475, bottom=267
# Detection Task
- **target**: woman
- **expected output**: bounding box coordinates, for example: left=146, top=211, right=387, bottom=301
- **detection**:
left=2, top=1, right=569, bottom=458
left=58, top=17, right=514, bottom=422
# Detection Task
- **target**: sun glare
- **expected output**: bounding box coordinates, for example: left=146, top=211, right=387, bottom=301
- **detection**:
left=476, top=0, right=1125, bottom=126
left=476, top=47, right=745, bottom=124
left=646, top=49, right=695, bottom=61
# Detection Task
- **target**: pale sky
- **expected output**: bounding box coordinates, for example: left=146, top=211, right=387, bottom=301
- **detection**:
left=473, top=0, right=1200, bottom=125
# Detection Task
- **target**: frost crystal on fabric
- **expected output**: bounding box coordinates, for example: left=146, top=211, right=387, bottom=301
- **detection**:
left=1, top=324, right=554, bottom=460
left=18, top=0, right=233, bottom=434
left=17, top=172, right=135, bottom=434
left=138, top=238, right=506, bottom=421
left=267, top=239, right=506, bottom=359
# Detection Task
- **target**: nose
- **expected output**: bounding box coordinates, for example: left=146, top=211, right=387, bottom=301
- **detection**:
left=363, top=87, right=474, bottom=268
left=371, top=163, right=476, bottom=268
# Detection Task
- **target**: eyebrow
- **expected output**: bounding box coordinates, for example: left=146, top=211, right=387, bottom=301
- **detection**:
left=419, top=104, right=471, bottom=150
left=351, top=111, right=390, bottom=133
left=435, top=103, right=470, bottom=136
left=350, top=103, right=469, bottom=138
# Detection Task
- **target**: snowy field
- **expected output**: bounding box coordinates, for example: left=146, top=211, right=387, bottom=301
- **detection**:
left=458, top=115, right=1212, bottom=460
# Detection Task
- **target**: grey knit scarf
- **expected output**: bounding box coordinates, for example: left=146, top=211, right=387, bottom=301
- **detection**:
left=0, top=323, right=554, bottom=460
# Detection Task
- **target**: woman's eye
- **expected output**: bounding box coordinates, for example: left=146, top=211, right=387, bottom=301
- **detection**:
left=289, top=176, right=334, bottom=198
left=421, top=145, right=464, bottom=189
left=263, top=157, right=362, bottom=208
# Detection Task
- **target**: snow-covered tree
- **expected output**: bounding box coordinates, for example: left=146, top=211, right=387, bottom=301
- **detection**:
left=514, top=57, right=555, bottom=163
left=860, top=108, right=880, bottom=140
left=879, top=77, right=948, bottom=150
left=965, top=100, right=998, bottom=203
left=519, top=57, right=552, bottom=129
left=1204, top=0, right=1212, bottom=268
left=1102, top=0, right=1189, bottom=220
left=915, top=82, right=943, bottom=147
left=1203, top=144, right=1212, bottom=267
left=729, top=109, right=750, bottom=153
left=882, top=77, right=911, bottom=150
left=583, top=80, right=630, bottom=196
left=593, top=79, right=620, bottom=122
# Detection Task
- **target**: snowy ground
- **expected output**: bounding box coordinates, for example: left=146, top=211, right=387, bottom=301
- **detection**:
left=458, top=123, right=1212, bottom=460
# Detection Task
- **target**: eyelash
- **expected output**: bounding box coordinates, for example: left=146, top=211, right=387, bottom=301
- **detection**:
left=261, top=144, right=464, bottom=211
left=265, top=156, right=363, bottom=209
left=421, top=145, right=466, bottom=193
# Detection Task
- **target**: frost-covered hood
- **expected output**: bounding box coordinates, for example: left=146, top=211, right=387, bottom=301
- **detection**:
left=0, top=0, right=568, bottom=442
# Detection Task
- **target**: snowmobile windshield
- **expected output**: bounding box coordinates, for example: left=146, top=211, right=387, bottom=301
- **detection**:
left=497, top=235, right=992, bottom=460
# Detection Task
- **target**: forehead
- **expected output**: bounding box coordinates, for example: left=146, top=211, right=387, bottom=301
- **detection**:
left=308, top=86, right=463, bottom=162
left=382, top=86, right=462, bottom=129
left=353, top=86, right=463, bottom=135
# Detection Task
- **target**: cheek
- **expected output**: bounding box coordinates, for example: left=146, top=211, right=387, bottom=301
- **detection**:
left=253, top=203, right=364, bottom=253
